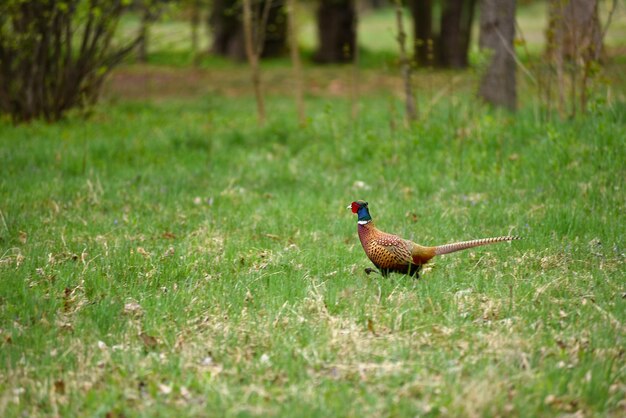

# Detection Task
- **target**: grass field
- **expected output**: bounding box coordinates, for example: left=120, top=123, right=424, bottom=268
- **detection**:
left=1, top=3, right=626, bottom=417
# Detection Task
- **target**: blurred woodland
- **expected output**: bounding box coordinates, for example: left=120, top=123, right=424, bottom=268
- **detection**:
left=0, top=0, right=622, bottom=123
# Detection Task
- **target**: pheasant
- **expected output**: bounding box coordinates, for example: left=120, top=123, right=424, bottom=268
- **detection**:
left=348, top=200, right=519, bottom=278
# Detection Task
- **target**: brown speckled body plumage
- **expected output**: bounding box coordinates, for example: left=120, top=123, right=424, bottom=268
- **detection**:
left=350, top=201, right=519, bottom=277
left=358, top=222, right=432, bottom=276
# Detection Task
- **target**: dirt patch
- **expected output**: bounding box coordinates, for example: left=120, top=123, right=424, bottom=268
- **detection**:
left=102, top=64, right=419, bottom=101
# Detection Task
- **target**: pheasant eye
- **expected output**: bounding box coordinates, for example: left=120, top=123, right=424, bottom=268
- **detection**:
left=351, top=202, right=360, bottom=213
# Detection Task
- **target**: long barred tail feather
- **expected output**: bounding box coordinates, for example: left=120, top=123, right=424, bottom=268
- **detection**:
left=434, top=236, right=520, bottom=256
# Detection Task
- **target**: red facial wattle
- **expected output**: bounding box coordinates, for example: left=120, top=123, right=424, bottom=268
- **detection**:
left=351, top=202, right=360, bottom=213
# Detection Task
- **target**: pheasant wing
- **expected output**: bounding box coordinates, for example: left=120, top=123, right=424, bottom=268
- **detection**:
left=369, top=237, right=413, bottom=267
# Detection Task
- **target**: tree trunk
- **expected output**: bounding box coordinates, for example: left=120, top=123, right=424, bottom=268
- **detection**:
left=545, top=0, right=603, bottom=116
left=478, top=0, right=516, bottom=111
left=408, top=0, right=433, bottom=66
left=408, top=0, right=476, bottom=68
left=314, top=0, right=357, bottom=63
left=439, top=0, right=476, bottom=68
left=209, top=0, right=287, bottom=61
left=209, top=0, right=246, bottom=60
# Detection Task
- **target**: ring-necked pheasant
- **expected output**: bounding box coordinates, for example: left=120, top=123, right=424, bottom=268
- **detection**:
left=348, top=200, right=519, bottom=277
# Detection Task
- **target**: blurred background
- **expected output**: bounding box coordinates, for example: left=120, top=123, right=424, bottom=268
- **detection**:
left=1, top=0, right=624, bottom=122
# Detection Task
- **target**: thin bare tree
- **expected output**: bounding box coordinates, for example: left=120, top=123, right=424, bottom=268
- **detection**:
left=349, top=0, right=360, bottom=121
left=286, top=0, right=306, bottom=125
left=545, top=0, right=616, bottom=117
left=190, top=0, right=202, bottom=66
left=242, top=0, right=273, bottom=125
left=137, top=0, right=166, bottom=63
left=394, top=0, right=417, bottom=124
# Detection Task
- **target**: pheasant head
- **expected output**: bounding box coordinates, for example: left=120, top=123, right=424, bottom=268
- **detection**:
left=348, top=200, right=372, bottom=224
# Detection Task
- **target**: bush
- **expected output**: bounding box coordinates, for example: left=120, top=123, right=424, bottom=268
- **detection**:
left=0, top=0, right=139, bottom=122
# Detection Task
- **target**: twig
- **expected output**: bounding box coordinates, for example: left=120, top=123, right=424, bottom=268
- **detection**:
left=596, top=0, right=617, bottom=61
left=0, top=210, right=9, bottom=235
left=256, top=0, right=273, bottom=57
left=495, top=26, right=537, bottom=86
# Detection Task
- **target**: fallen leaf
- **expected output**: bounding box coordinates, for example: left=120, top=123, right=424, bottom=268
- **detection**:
left=54, top=379, right=65, bottom=394
left=63, top=287, right=73, bottom=312
left=180, top=386, right=191, bottom=400
left=245, top=290, right=254, bottom=304
left=367, top=318, right=376, bottom=335
left=162, top=246, right=175, bottom=258
left=123, top=300, right=143, bottom=316
left=56, top=318, right=74, bottom=331
left=405, top=212, right=419, bottom=223
left=138, top=380, right=147, bottom=397
left=15, top=253, right=25, bottom=267
left=136, top=247, right=151, bottom=258
left=139, top=332, right=158, bottom=349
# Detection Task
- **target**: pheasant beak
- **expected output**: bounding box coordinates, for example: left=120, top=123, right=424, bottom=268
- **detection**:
left=346, top=204, right=352, bottom=209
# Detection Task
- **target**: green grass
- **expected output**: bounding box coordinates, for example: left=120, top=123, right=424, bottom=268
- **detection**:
left=1, top=91, right=624, bottom=417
